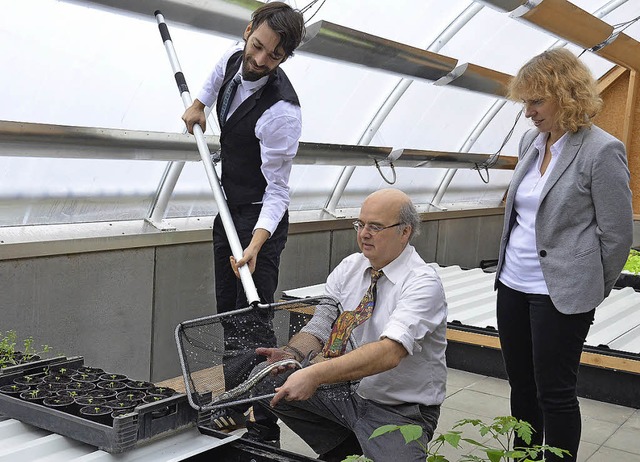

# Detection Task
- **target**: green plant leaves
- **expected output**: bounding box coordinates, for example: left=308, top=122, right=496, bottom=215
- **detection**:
left=442, top=432, right=463, bottom=448
left=342, top=456, right=373, bottom=462
left=366, top=416, right=566, bottom=462
left=399, top=424, right=424, bottom=444
left=369, top=424, right=423, bottom=444
left=624, top=249, right=640, bottom=274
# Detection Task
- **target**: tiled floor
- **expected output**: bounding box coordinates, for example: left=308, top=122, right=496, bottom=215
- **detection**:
left=260, top=368, right=640, bottom=461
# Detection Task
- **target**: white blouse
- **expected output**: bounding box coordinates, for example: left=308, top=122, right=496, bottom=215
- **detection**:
left=499, top=131, right=568, bottom=294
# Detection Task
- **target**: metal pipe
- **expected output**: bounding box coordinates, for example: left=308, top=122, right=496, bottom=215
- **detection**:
left=0, top=120, right=518, bottom=169
left=431, top=99, right=509, bottom=206
left=155, top=11, right=260, bottom=306
left=323, top=3, right=486, bottom=215
left=147, top=161, right=184, bottom=230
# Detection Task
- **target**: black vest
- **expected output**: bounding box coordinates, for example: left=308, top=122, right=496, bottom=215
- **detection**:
left=217, top=51, right=300, bottom=205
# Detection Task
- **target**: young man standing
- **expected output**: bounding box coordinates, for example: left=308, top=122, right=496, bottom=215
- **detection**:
left=182, top=2, right=305, bottom=445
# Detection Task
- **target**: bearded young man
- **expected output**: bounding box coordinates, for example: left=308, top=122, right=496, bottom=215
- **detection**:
left=181, top=2, right=305, bottom=446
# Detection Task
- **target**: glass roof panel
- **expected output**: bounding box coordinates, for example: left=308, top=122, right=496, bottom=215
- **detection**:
left=1, top=0, right=639, bottom=227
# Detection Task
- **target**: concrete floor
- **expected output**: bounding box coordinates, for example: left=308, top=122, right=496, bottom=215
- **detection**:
left=235, top=368, right=640, bottom=461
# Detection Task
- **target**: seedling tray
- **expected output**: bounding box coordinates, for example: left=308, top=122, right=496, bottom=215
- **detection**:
left=0, top=356, right=205, bottom=453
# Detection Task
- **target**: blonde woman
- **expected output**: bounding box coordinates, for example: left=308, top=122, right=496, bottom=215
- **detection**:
left=495, top=48, right=633, bottom=461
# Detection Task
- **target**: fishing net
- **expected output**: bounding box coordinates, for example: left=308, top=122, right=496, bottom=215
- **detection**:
left=175, top=295, right=342, bottom=412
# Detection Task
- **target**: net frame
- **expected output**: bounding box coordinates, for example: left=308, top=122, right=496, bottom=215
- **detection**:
left=175, top=295, right=342, bottom=412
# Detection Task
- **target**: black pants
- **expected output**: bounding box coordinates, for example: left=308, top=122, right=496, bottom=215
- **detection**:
left=213, top=205, right=288, bottom=426
left=496, top=281, right=594, bottom=462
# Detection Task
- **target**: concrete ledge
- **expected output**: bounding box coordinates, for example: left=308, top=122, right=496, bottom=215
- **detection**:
left=0, top=207, right=506, bottom=261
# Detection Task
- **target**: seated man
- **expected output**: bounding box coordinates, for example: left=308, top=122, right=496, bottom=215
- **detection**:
left=253, top=188, right=448, bottom=462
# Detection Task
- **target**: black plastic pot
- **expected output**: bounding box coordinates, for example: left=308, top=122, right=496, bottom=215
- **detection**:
left=87, top=388, right=116, bottom=400
left=71, top=372, right=100, bottom=383
left=46, top=365, right=76, bottom=377
left=37, top=382, right=67, bottom=392
left=79, top=405, right=113, bottom=425
left=57, top=389, right=87, bottom=401
left=98, top=373, right=128, bottom=382
left=76, top=366, right=104, bottom=375
left=43, top=374, right=72, bottom=385
left=124, top=379, right=154, bottom=391
left=106, top=399, right=137, bottom=412
left=116, top=390, right=146, bottom=403
left=0, top=383, right=31, bottom=396
left=74, top=396, right=106, bottom=407
left=142, top=394, right=166, bottom=404
left=148, top=386, right=176, bottom=397
left=13, top=374, right=44, bottom=387
left=97, top=380, right=127, bottom=392
left=66, top=381, right=96, bottom=393
left=43, top=395, right=75, bottom=413
left=19, top=389, right=54, bottom=404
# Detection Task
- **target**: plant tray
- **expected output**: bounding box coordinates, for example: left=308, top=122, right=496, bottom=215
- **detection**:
left=0, top=356, right=208, bottom=453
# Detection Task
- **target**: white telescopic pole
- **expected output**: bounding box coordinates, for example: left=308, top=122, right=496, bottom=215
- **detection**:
left=155, top=11, right=260, bottom=306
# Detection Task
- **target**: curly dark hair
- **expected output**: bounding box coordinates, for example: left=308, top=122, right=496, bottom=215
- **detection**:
left=250, top=2, right=306, bottom=58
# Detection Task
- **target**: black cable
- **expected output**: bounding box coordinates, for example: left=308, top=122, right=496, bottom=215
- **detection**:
left=585, top=14, right=640, bottom=54
left=611, top=14, right=640, bottom=32
left=473, top=108, right=523, bottom=184
left=301, top=0, right=327, bottom=24
left=374, top=159, right=397, bottom=184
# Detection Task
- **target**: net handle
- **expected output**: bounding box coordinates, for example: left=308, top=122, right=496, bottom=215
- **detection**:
left=155, top=10, right=260, bottom=306
left=210, top=358, right=302, bottom=405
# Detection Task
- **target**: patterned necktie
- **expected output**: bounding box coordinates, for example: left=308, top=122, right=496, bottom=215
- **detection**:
left=323, top=269, right=384, bottom=358
left=219, top=74, right=241, bottom=127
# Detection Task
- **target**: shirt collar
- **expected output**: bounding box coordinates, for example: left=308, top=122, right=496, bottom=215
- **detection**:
left=237, top=73, right=269, bottom=94
left=533, top=131, right=569, bottom=158
left=366, top=244, right=412, bottom=286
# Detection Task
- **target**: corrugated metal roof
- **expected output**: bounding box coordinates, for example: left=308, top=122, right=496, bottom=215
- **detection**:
left=282, top=264, right=640, bottom=355
left=0, top=415, right=235, bottom=462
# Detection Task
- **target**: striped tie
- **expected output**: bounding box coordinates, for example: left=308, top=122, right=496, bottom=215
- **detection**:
left=219, top=74, right=241, bottom=127
left=323, top=269, right=384, bottom=358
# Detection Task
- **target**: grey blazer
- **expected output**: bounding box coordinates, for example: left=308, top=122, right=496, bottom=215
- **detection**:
left=495, top=125, right=633, bottom=314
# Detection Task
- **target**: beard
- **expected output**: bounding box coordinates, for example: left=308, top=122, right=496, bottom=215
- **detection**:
left=241, top=55, right=274, bottom=81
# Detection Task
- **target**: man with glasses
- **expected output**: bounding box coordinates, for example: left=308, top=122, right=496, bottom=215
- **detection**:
left=253, top=188, right=448, bottom=461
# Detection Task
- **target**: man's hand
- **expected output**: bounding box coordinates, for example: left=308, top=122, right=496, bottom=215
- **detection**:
left=256, top=346, right=294, bottom=364
left=270, top=367, right=321, bottom=407
left=255, top=346, right=299, bottom=375
left=229, top=228, right=271, bottom=277
left=230, top=247, right=258, bottom=277
left=182, top=100, right=206, bottom=134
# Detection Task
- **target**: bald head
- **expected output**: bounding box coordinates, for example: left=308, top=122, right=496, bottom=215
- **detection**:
left=364, top=188, right=410, bottom=214
left=357, top=189, right=420, bottom=269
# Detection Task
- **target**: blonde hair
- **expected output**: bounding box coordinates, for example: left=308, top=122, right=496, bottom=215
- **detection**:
left=508, top=48, right=602, bottom=133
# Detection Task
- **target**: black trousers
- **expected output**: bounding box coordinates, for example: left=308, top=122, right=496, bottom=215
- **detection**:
left=213, top=205, right=288, bottom=425
left=496, top=281, right=594, bottom=462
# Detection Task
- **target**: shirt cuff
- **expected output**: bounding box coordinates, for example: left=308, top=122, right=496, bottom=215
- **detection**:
left=254, top=216, right=277, bottom=237
left=381, top=320, right=417, bottom=355
left=197, top=90, right=216, bottom=108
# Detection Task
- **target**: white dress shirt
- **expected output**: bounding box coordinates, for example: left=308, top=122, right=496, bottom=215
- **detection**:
left=302, top=245, right=448, bottom=407
left=197, top=44, right=302, bottom=235
left=500, top=131, right=568, bottom=294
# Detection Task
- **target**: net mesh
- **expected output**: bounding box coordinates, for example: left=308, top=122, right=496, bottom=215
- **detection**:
left=175, top=295, right=341, bottom=411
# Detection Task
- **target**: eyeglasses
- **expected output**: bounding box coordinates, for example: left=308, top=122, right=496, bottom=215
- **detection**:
left=353, top=220, right=403, bottom=235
